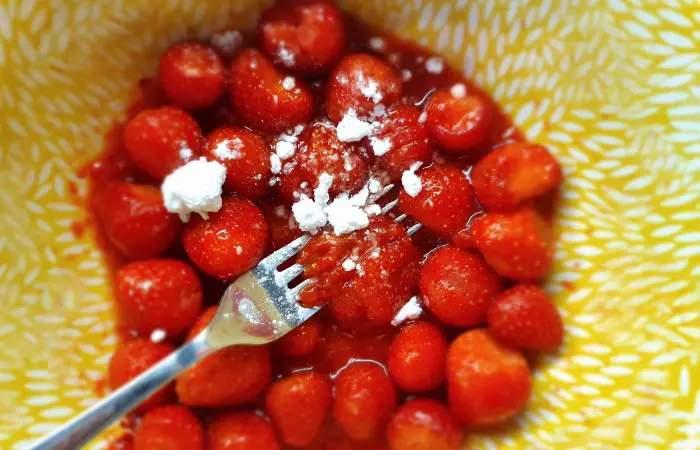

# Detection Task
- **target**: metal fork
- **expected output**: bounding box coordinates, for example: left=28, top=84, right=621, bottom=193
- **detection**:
left=30, top=185, right=420, bottom=450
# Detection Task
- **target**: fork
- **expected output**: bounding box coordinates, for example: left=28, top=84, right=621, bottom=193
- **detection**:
left=30, top=186, right=421, bottom=450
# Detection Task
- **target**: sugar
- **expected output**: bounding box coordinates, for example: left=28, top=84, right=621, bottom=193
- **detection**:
left=270, top=154, right=282, bottom=174
left=418, top=111, right=427, bottom=123
left=179, top=146, right=193, bottom=161
left=278, top=47, right=295, bottom=65
left=425, top=57, right=444, bottom=74
left=401, top=69, right=412, bottom=81
left=336, top=112, right=373, bottom=142
left=314, top=173, right=334, bottom=206
left=291, top=173, right=334, bottom=234
left=391, top=296, right=423, bottom=326
left=161, top=158, right=226, bottom=222
left=450, top=83, right=467, bottom=98
left=210, top=30, right=243, bottom=59
left=292, top=194, right=327, bottom=234
left=360, top=80, right=383, bottom=103
left=342, top=259, right=357, bottom=271
left=275, top=140, right=296, bottom=160
left=214, top=138, right=243, bottom=160
left=370, top=136, right=392, bottom=156
left=368, top=36, right=386, bottom=52
left=326, top=193, right=370, bottom=235
left=150, top=329, right=167, bottom=343
left=235, top=246, right=243, bottom=255
left=401, top=162, right=423, bottom=197
left=368, top=178, right=382, bottom=194
left=364, top=204, right=381, bottom=216
left=369, top=104, right=386, bottom=120
left=282, top=76, right=296, bottom=90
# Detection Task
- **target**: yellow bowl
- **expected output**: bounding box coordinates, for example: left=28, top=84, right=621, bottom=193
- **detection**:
left=1, top=0, right=698, bottom=448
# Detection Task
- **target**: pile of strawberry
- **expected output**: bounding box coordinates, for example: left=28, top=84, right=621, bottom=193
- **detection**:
left=87, top=1, right=565, bottom=449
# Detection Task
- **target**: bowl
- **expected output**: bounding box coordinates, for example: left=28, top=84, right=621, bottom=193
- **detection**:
left=1, top=0, right=698, bottom=448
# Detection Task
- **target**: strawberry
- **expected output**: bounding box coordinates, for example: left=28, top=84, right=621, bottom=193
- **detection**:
left=159, top=42, right=226, bottom=109
left=108, top=339, right=174, bottom=413
left=386, top=399, right=463, bottom=450
left=487, top=284, right=563, bottom=352
left=259, top=0, right=345, bottom=73
left=259, top=200, right=303, bottom=250
left=425, top=90, right=490, bottom=155
left=123, top=106, right=202, bottom=180
left=202, top=126, right=271, bottom=199
left=274, top=315, right=323, bottom=356
left=446, top=329, right=532, bottom=426
left=175, top=307, right=271, bottom=407
left=134, top=405, right=203, bottom=450
left=326, top=53, right=402, bottom=122
left=93, top=182, right=182, bottom=259
left=398, top=164, right=479, bottom=237
left=372, top=104, right=432, bottom=180
left=277, top=122, right=369, bottom=204
left=333, top=361, right=397, bottom=441
left=471, top=208, right=553, bottom=281
left=472, top=143, right=562, bottom=211
left=419, top=246, right=502, bottom=327
left=229, top=49, right=313, bottom=133
left=387, top=321, right=448, bottom=393
left=265, top=371, right=332, bottom=446
left=182, top=196, right=269, bottom=281
left=114, top=259, right=202, bottom=338
left=207, top=412, right=280, bottom=450
left=298, top=217, right=420, bottom=327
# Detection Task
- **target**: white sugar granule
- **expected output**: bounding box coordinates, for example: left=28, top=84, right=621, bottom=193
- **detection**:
left=401, top=162, right=423, bottom=198
left=282, top=76, right=296, bottom=91
left=342, top=259, right=357, bottom=271
left=360, top=80, right=383, bottom=103
left=369, top=36, right=385, bottom=52
left=370, top=137, right=392, bottom=156
left=275, top=140, right=296, bottom=160
left=214, top=138, right=243, bottom=160
left=368, top=178, right=382, bottom=194
left=336, top=112, right=373, bottom=142
left=450, top=83, right=467, bottom=98
left=270, top=154, right=282, bottom=174
left=278, top=47, right=295, bottom=65
left=161, top=157, right=226, bottom=222
left=291, top=173, right=334, bottom=234
left=364, top=204, right=381, bottom=216
left=425, top=57, right=444, bottom=74
left=391, top=296, right=423, bottom=326
left=418, top=111, right=427, bottom=123
left=401, top=69, right=412, bottom=81
left=179, top=146, right=193, bottom=161
left=210, top=30, right=243, bottom=59
left=291, top=176, right=385, bottom=236
left=150, top=329, right=167, bottom=343
left=325, top=190, right=370, bottom=235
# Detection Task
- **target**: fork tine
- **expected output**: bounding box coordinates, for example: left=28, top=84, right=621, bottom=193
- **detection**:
left=287, top=278, right=316, bottom=301
left=368, top=183, right=394, bottom=203
left=259, top=234, right=311, bottom=269
left=381, top=199, right=399, bottom=215
left=276, top=264, right=305, bottom=285
left=395, top=213, right=407, bottom=222
left=407, top=223, right=422, bottom=236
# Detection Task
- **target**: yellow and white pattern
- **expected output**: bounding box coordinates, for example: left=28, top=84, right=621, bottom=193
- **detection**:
left=0, top=0, right=698, bottom=448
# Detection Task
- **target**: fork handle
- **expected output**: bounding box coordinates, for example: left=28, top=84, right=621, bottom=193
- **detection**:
left=28, top=332, right=214, bottom=450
